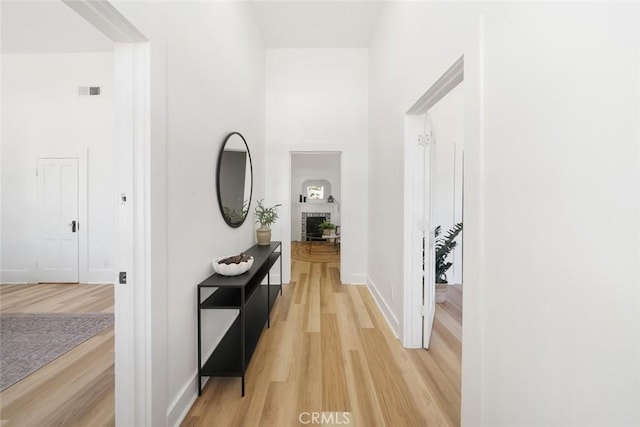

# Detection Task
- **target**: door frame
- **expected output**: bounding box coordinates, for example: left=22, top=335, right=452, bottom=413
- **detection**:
left=402, top=56, right=464, bottom=348
left=288, top=150, right=344, bottom=280
left=64, top=1, right=154, bottom=425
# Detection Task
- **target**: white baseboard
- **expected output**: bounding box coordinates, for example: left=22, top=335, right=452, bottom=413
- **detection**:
left=1, top=269, right=116, bottom=284
left=0, top=270, right=30, bottom=284
left=167, top=373, right=200, bottom=427
left=87, top=269, right=116, bottom=284
left=366, top=276, right=400, bottom=338
left=348, top=274, right=367, bottom=285
left=168, top=312, right=235, bottom=425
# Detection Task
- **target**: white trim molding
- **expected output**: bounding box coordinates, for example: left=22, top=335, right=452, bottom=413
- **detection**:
left=366, top=276, right=400, bottom=338
left=402, top=113, right=427, bottom=348
left=167, top=374, right=199, bottom=427
left=406, top=55, right=464, bottom=115
left=63, top=0, right=146, bottom=42
left=68, top=2, right=156, bottom=426
left=349, top=274, right=367, bottom=285
left=0, top=270, right=30, bottom=284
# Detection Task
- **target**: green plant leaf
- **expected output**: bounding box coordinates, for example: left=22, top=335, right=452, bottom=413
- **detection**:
left=254, top=199, right=281, bottom=227
left=434, top=222, right=462, bottom=283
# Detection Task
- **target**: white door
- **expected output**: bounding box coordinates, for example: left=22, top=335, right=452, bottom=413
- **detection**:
left=422, top=117, right=437, bottom=349
left=37, top=158, right=79, bottom=283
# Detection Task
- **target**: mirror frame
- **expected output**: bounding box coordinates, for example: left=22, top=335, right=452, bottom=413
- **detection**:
left=216, top=132, right=253, bottom=228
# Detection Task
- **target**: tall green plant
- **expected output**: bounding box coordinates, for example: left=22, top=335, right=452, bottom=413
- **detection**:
left=435, top=222, right=463, bottom=284
left=254, top=199, right=281, bottom=228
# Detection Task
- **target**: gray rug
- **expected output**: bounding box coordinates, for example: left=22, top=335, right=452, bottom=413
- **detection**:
left=0, top=312, right=114, bottom=391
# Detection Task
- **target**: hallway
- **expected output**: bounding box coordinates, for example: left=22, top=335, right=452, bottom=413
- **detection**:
left=183, top=244, right=461, bottom=426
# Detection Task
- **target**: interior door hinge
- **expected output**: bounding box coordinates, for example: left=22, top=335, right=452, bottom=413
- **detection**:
left=417, top=132, right=433, bottom=147
left=420, top=305, right=426, bottom=316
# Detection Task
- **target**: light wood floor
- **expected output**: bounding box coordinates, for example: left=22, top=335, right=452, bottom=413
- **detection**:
left=0, top=283, right=114, bottom=427
left=290, top=240, right=341, bottom=263
left=183, top=242, right=461, bottom=426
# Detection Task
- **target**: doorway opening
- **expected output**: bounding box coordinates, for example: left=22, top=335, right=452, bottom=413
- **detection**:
left=402, top=54, right=465, bottom=426
left=290, top=152, right=342, bottom=267
left=1, top=1, right=152, bottom=425
left=0, top=3, right=120, bottom=425
left=403, top=56, right=464, bottom=349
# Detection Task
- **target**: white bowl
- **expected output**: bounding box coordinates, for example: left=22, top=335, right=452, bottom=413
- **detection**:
left=212, top=256, right=254, bottom=276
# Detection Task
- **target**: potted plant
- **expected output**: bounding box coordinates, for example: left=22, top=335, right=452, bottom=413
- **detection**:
left=254, top=199, right=281, bottom=246
left=435, top=222, right=463, bottom=303
left=317, top=220, right=336, bottom=236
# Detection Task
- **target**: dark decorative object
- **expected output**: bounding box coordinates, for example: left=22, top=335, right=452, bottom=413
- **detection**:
left=218, top=253, right=251, bottom=264
left=435, top=222, right=463, bottom=284
left=327, top=195, right=335, bottom=203
left=217, top=132, right=253, bottom=228
left=197, top=242, right=282, bottom=397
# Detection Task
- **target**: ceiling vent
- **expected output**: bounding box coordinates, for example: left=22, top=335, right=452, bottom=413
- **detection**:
left=78, top=86, right=101, bottom=96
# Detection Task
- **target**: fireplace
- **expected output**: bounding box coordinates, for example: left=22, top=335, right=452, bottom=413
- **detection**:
left=301, top=212, right=331, bottom=241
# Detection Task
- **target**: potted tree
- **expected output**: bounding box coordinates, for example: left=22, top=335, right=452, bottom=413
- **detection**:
left=435, top=222, right=463, bottom=303
left=317, top=220, right=336, bottom=236
left=254, top=199, right=281, bottom=246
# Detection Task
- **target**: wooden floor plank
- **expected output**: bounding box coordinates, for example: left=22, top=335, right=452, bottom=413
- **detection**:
left=345, top=350, right=386, bottom=427
left=295, top=332, right=323, bottom=416
left=321, top=313, right=351, bottom=412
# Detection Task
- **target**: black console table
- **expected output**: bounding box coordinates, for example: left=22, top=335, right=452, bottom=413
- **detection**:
left=197, top=241, right=282, bottom=396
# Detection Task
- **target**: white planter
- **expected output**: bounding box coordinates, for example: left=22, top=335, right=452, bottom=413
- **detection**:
left=435, top=283, right=448, bottom=303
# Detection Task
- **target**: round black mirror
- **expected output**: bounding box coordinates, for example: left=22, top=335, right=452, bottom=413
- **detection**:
left=216, top=132, right=253, bottom=228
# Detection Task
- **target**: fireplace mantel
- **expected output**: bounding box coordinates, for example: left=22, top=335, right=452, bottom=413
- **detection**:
left=296, top=202, right=339, bottom=214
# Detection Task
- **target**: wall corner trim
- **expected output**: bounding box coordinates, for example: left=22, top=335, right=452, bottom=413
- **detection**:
left=366, top=276, right=400, bottom=338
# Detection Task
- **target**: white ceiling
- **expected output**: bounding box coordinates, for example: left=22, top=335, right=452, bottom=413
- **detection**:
left=250, top=1, right=382, bottom=48
left=0, top=1, right=381, bottom=54
left=1, top=1, right=113, bottom=54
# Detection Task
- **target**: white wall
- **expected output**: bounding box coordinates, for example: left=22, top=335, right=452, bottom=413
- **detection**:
left=265, top=48, right=368, bottom=284
left=430, top=82, right=464, bottom=285
left=113, top=2, right=266, bottom=425
left=0, top=52, right=116, bottom=284
left=369, top=2, right=639, bottom=426
left=291, top=153, right=341, bottom=240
